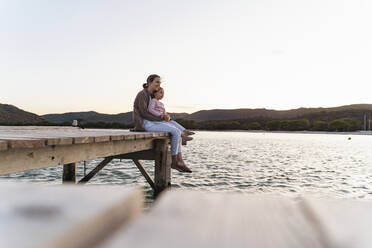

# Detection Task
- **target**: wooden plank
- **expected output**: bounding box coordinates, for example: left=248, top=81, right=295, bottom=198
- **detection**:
left=0, top=128, right=167, bottom=140
left=94, top=136, right=111, bottom=143
left=132, top=159, right=156, bottom=191
left=154, top=139, right=171, bottom=196
left=0, top=131, right=104, bottom=138
left=0, top=126, right=79, bottom=130
left=151, top=132, right=160, bottom=137
left=155, top=132, right=164, bottom=137
left=123, top=134, right=136, bottom=140
left=0, top=128, right=168, bottom=150
left=73, top=136, right=94, bottom=144
left=143, top=133, right=154, bottom=138
left=300, top=197, right=372, bottom=248
left=0, top=127, right=164, bottom=135
left=100, top=191, right=325, bottom=248
left=134, top=133, right=146, bottom=140
left=46, top=137, right=73, bottom=146
left=62, top=163, right=77, bottom=183
left=152, top=136, right=170, bottom=140
left=0, top=139, right=155, bottom=175
left=0, top=131, right=86, bottom=140
left=79, top=157, right=113, bottom=184
left=0, top=140, right=8, bottom=151
left=110, top=135, right=125, bottom=141
left=159, top=132, right=170, bottom=137
left=8, top=138, right=46, bottom=149
left=0, top=135, right=72, bottom=147
left=1, top=183, right=143, bottom=248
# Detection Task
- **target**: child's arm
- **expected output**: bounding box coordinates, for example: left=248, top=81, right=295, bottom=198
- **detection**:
left=148, top=99, right=164, bottom=117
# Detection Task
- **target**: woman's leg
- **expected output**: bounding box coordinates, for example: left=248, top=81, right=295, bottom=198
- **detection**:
left=143, top=120, right=192, bottom=172
left=175, top=137, right=192, bottom=172
left=143, top=121, right=181, bottom=156
left=177, top=140, right=183, bottom=163
left=177, top=138, right=182, bottom=153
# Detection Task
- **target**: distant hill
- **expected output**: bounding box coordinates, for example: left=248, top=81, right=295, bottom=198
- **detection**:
left=2, top=103, right=372, bottom=126
left=41, top=104, right=372, bottom=124
left=0, top=103, right=46, bottom=123
left=187, top=104, right=372, bottom=122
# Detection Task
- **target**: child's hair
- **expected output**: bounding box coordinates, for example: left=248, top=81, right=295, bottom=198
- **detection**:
left=151, top=87, right=164, bottom=98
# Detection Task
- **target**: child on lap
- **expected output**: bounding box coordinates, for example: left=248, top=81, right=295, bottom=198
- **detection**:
left=148, top=87, right=194, bottom=140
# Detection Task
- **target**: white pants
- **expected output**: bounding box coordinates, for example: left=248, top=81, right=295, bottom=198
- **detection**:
left=168, top=120, right=186, bottom=132
left=143, top=120, right=184, bottom=155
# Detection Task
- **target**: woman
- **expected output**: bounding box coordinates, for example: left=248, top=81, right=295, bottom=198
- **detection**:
left=133, top=74, right=192, bottom=173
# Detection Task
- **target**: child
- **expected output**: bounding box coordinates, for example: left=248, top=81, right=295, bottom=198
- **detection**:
left=148, top=87, right=195, bottom=140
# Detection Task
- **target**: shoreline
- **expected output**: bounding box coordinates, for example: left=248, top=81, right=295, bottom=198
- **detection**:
left=191, top=129, right=372, bottom=135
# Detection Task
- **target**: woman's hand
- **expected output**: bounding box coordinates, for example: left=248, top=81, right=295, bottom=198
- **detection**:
left=162, top=114, right=171, bottom=122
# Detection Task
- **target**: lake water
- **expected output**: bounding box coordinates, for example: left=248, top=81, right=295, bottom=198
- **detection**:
left=2, top=131, right=372, bottom=200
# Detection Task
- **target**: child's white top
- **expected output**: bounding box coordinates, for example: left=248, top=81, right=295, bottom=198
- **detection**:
left=148, top=98, right=167, bottom=116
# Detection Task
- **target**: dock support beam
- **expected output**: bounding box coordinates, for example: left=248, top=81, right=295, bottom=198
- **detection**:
left=62, top=163, right=76, bottom=183
left=132, top=159, right=156, bottom=191
left=154, top=139, right=171, bottom=197
left=78, top=157, right=113, bottom=184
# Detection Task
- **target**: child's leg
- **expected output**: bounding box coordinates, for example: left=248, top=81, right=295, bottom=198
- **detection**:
left=168, top=120, right=185, bottom=132
left=167, top=120, right=194, bottom=139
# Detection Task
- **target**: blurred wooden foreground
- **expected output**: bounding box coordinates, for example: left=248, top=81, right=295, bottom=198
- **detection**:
left=1, top=183, right=371, bottom=248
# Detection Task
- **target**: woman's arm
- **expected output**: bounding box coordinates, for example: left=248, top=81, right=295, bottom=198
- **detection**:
left=136, top=93, right=163, bottom=121
left=148, top=99, right=164, bottom=116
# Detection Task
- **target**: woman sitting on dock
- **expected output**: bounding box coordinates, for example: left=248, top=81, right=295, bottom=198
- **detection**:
left=133, top=74, right=192, bottom=173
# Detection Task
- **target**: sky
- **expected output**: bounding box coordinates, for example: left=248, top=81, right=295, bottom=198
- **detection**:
left=1, top=0, right=372, bottom=115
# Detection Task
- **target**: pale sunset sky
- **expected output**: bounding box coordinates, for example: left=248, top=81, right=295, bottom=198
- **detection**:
left=1, top=0, right=372, bottom=115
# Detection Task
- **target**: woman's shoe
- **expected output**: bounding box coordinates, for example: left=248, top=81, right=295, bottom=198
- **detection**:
left=171, top=163, right=184, bottom=172
left=182, top=136, right=193, bottom=142
left=178, top=164, right=192, bottom=173
left=171, top=163, right=192, bottom=173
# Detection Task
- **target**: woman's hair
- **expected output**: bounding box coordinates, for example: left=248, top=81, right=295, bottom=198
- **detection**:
left=143, top=74, right=160, bottom=88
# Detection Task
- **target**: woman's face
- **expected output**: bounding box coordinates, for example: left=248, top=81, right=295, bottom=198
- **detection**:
left=148, top=77, right=161, bottom=92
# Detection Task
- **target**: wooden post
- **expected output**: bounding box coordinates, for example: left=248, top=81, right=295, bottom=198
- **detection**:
left=154, top=139, right=171, bottom=197
left=62, top=163, right=76, bottom=183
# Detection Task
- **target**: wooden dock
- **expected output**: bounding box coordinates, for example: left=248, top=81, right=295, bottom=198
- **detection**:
left=0, top=126, right=172, bottom=195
